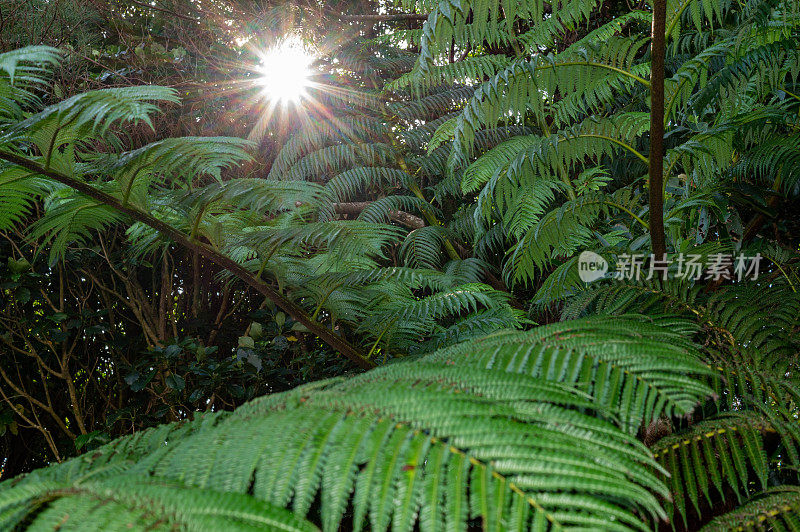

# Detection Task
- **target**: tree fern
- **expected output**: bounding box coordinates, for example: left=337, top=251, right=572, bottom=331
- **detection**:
left=0, top=45, right=530, bottom=359
left=0, top=315, right=717, bottom=531
left=0, top=0, right=798, bottom=525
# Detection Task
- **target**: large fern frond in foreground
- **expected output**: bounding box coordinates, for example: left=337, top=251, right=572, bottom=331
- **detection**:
left=0, top=316, right=712, bottom=531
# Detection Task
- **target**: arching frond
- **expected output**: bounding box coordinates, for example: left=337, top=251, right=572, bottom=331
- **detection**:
left=1, top=315, right=711, bottom=531
left=388, top=55, right=512, bottom=93
left=652, top=412, right=794, bottom=527
left=701, top=487, right=800, bottom=531
left=106, top=137, right=254, bottom=196
left=357, top=195, right=432, bottom=224
left=0, top=46, right=61, bottom=120
left=28, top=190, right=124, bottom=264
left=11, top=86, right=179, bottom=151
left=0, top=164, right=50, bottom=230
left=400, top=226, right=447, bottom=269
left=269, top=115, right=386, bottom=180
left=563, top=277, right=800, bottom=365
left=0, top=476, right=318, bottom=531
left=273, top=143, right=395, bottom=182
left=452, top=40, right=650, bottom=160
left=325, top=167, right=411, bottom=202
left=424, top=314, right=713, bottom=433
left=506, top=192, right=605, bottom=284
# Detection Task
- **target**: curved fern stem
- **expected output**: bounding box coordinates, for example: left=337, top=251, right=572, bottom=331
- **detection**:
left=560, top=169, right=577, bottom=200
left=768, top=259, right=797, bottom=292
left=605, top=200, right=650, bottom=230
left=536, top=61, right=651, bottom=88
left=663, top=0, right=692, bottom=42
left=579, top=134, right=649, bottom=165
left=782, top=86, right=800, bottom=103
left=366, top=317, right=398, bottom=359
left=0, top=149, right=376, bottom=370
left=255, top=242, right=283, bottom=280
left=311, top=281, right=345, bottom=321
left=121, top=166, right=146, bottom=207
left=43, top=114, right=79, bottom=171
left=406, top=180, right=461, bottom=260
left=188, top=203, right=209, bottom=241
left=372, top=72, right=461, bottom=261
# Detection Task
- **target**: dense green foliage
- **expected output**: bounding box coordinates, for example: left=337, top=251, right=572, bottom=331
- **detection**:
left=0, top=0, right=798, bottom=529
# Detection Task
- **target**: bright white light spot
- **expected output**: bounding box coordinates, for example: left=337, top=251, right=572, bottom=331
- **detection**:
left=256, top=37, right=314, bottom=104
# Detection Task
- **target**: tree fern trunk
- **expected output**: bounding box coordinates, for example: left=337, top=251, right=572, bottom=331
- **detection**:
left=649, top=0, right=667, bottom=258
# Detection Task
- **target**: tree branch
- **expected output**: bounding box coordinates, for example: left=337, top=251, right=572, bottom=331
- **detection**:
left=333, top=201, right=425, bottom=229
left=338, top=13, right=429, bottom=21
left=0, top=150, right=375, bottom=370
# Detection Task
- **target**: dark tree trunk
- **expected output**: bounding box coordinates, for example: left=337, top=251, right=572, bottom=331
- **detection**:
left=648, top=0, right=667, bottom=258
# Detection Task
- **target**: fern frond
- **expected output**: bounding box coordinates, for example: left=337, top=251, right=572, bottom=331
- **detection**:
left=452, top=41, right=650, bottom=159
left=532, top=255, right=587, bottom=307
left=424, top=314, right=713, bottom=433
left=386, top=282, right=508, bottom=322
left=1, top=315, right=704, bottom=531
left=506, top=192, right=607, bottom=284
left=400, top=226, right=447, bottom=269
left=325, top=167, right=411, bottom=202
left=559, top=276, right=800, bottom=365
left=273, top=143, right=395, bottom=182
left=13, top=86, right=179, bottom=152
left=732, top=132, right=800, bottom=195
left=357, top=195, right=433, bottom=224
left=420, top=306, right=525, bottom=351
left=652, top=412, right=775, bottom=526
left=665, top=0, right=726, bottom=41
left=664, top=41, right=729, bottom=123
left=186, top=179, right=330, bottom=216
left=239, top=220, right=406, bottom=266
left=0, top=476, right=319, bottom=531
left=690, top=38, right=799, bottom=112
left=701, top=487, right=800, bottom=531
left=107, top=137, right=254, bottom=194
left=0, top=45, right=61, bottom=85
left=0, top=164, right=50, bottom=230
left=28, top=190, right=124, bottom=264
left=390, top=86, right=475, bottom=121
left=0, top=46, right=61, bottom=120
left=388, top=55, right=511, bottom=93
left=269, top=116, right=386, bottom=180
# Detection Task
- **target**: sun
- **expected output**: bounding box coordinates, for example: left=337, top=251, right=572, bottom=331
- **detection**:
left=255, top=38, right=314, bottom=104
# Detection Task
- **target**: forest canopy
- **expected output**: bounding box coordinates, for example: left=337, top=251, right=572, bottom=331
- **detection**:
left=0, top=0, right=798, bottom=530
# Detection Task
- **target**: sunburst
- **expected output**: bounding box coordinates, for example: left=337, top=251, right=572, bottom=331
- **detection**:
left=255, top=37, right=314, bottom=105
